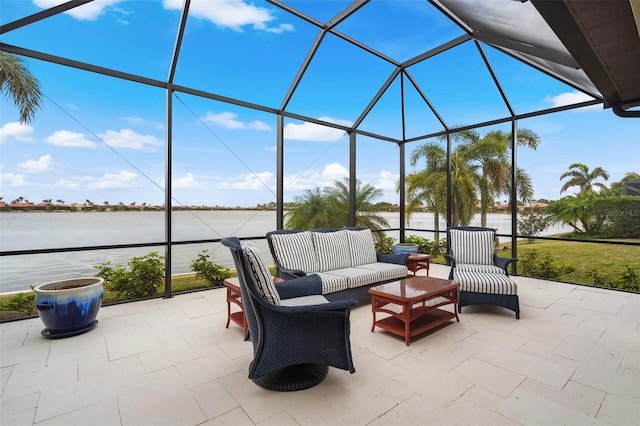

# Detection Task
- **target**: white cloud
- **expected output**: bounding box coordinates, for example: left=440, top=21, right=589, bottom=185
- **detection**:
left=46, top=130, right=97, bottom=148
left=34, top=0, right=123, bottom=20
left=53, top=178, right=81, bottom=190
left=284, top=117, right=351, bottom=141
left=218, top=171, right=274, bottom=190
left=17, top=155, right=54, bottom=173
left=173, top=173, right=204, bottom=189
left=202, top=111, right=271, bottom=131
left=163, top=0, right=293, bottom=33
left=121, top=116, right=164, bottom=130
left=0, top=172, right=29, bottom=187
left=373, top=170, right=399, bottom=193
left=97, top=129, right=163, bottom=150
left=87, top=170, right=138, bottom=190
left=545, top=91, right=600, bottom=110
left=283, top=162, right=349, bottom=191
left=0, top=122, right=35, bottom=143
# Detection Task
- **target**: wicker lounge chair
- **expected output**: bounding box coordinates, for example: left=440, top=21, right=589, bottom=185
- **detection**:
left=221, top=237, right=357, bottom=391
left=445, top=226, right=520, bottom=319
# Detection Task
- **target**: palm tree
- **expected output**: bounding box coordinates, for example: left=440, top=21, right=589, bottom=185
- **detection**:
left=324, top=178, right=390, bottom=231
left=546, top=194, right=596, bottom=233
left=560, top=163, right=610, bottom=195
left=0, top=52, right=42, bottom=124
left=453, top=128, right=540, bottom=227
left=603, top=171, right=639, bottom=196
left=285, top=188, right=338, bottom=230
left=406, top=142, right=448, bottom=239
left=285, top=178, right=389, bottom=239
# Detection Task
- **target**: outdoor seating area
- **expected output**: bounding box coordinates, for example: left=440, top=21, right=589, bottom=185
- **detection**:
left=2, top=263, right=638, bottom=425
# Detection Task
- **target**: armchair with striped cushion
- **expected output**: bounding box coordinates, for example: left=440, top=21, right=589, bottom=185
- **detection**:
left=445, top=226, right=520, bottom=319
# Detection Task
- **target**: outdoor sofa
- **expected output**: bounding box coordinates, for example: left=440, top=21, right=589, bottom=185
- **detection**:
left=266, top=227, right=409, bottom=304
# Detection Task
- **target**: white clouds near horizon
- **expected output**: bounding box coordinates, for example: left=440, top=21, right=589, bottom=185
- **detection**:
left=86, top=170, right=138, bottom=190
left=46, top=130, right=97, bottom=148
left=163, top=0, right=293, bottom=33
left=284, top=117, right=351, bottom=142
left=97, top=129, right=163, bottom=150
left=202, top=112, right=271, bottom=131
left=0, top=172, right=29, bottom=188
left=0, top=122, right=34, bottom=143
left=17, top=155, right=54, bottom=173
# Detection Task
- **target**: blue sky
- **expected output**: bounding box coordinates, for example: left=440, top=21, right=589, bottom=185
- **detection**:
left=1, top=0, right=639, bottom=208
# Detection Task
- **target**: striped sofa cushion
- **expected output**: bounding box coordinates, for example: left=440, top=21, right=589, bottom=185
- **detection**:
left=355, top=262, right=408, bottom=281
left=313, top=230, right=352, bottom=272
left=310, top=272, right=350, bottom=294
left=456, top=264, right=506, bottom=275
left=323, top=267, right=382, bottom=289
left=270, top=231, right=319, bottom=273
left=242, top=242, right=281, bottom=305
left=346, top=229, right=377, bottom=266
left=453, top=269, right=517, bottom=295
left=450, top=229, right=494, bottom=265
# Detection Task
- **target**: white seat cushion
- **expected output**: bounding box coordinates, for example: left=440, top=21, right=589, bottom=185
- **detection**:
left=310, top=272, right=350, bottom=295
left=456, top=264, right=506, bottom=275
left=322, top=267, right=382, bottom=289
left=242, top=242, right=281, bottom=305
left=453, top=270, right=517, bottom=295
left=355, top=262, right=408, bottom=281
left=280, top=295, right=329, bottom=306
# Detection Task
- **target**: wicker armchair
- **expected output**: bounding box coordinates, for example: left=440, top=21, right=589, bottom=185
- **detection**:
left=221, top=237, right=357, bottom=391
left=445, top=227, right=520, bottom=319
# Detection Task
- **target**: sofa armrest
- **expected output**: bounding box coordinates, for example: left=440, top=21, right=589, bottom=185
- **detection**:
left=276, top=274, right=323, bottom=299
left=376, top=253, right=410, bottom=265
left=494, top=255, right=518, bottom=274
left=277, top=267, right=307, bottom=280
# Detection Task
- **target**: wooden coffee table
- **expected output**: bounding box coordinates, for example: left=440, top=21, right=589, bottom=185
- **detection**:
left=369, top=276, right=459, bottom=346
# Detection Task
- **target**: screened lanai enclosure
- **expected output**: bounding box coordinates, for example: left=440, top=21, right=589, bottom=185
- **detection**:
left=1, top=0, right=639, bottom=302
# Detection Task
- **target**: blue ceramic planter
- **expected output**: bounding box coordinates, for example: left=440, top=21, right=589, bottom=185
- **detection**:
left=392, top=243, right=419, bottom=254
left=34, top=277, right=104, bottom=338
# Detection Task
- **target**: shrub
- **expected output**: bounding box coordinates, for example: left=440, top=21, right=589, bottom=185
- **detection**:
left=375, top=236, right=396, bottom=254
left=588, top=262, right=640, bottom=291
left=615, top=263, right=640, bottom=291
left=594, top=196, right=640, bottom=238
left=405, top=235, right=446, bottom=257
left=519, top=249, right=575, bottom=280
left=190, top=250, right=232, bottom=286
left=95, top=252, right=165, bottom=299
left=0, top=289, right=36, bottom=315
left=517, top=210, right=549, bottom=243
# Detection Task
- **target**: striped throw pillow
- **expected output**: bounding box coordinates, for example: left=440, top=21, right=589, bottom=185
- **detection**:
left=313, top=230, right=351, bottom=272
left=450, top=229, right=494, bottom=265
left=242, top=241, right=280, bottom=305
left=346, top=229, right=377, bottom=266
left=270, top=231, right=319, bottom=272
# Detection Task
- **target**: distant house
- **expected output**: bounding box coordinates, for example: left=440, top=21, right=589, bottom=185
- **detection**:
left=623, top=179, right=640, bottom=196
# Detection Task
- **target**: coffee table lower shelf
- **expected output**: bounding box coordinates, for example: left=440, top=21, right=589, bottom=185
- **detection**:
left=373, top=308, right=457, bottom=343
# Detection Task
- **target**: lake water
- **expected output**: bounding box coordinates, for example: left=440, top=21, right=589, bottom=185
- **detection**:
left=0, top=211, right=571, bottom=293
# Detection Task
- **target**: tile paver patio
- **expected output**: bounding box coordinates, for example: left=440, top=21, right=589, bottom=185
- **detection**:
left=1, top=264, right=638, bottom=425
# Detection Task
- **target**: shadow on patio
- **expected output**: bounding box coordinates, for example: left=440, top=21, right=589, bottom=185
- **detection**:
left=1, top=264, right=638, bottom=425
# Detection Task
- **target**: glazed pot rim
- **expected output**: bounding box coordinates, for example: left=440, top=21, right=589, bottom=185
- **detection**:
left=34, top=277, right=104, bottom=293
